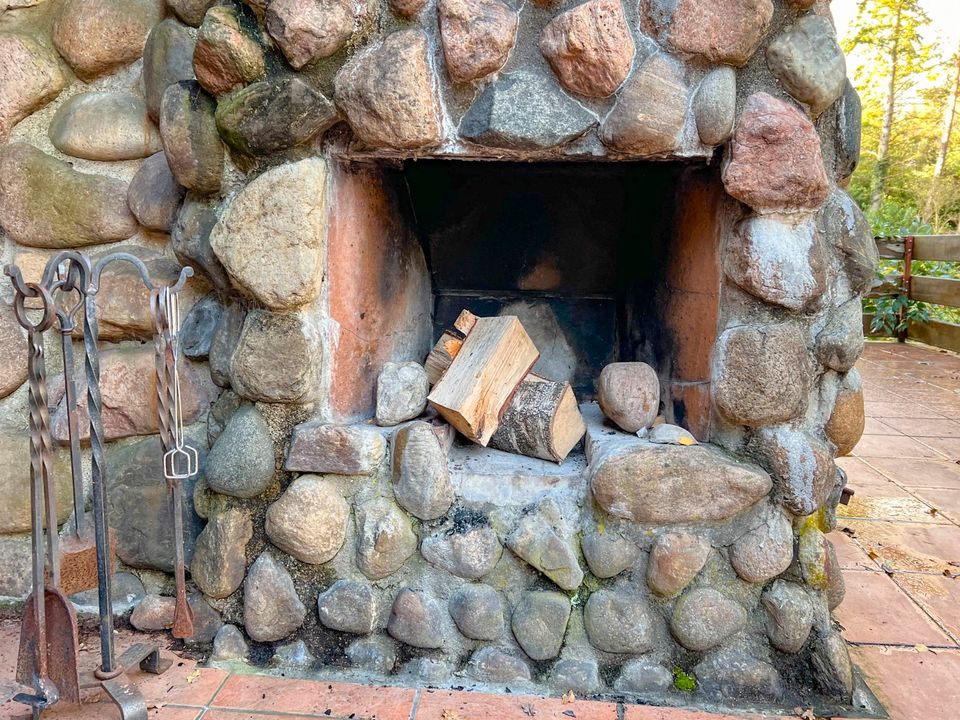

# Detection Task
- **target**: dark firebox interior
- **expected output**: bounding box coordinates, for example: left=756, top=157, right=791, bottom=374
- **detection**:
left=403, top=160, right=686, bottom=400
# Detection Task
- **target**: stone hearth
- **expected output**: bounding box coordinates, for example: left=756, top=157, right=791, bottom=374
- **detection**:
left=0, top=0, right=876, bottom=712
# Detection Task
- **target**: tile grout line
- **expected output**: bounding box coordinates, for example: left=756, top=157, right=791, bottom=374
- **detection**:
left=409, top=686, right=422, bottom=720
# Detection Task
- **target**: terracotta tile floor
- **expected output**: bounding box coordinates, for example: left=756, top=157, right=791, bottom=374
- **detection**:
left=2, top=341, right=960, bottom=720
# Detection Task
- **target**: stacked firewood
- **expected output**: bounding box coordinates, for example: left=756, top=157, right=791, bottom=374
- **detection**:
left=425, top=310, right=586, bottom=463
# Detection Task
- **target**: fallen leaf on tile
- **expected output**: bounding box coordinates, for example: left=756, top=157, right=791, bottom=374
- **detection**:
left=930, top=507, right=939, bottom=517
left=561, top=690, right=575, bottom=704
left=522, top=703, right=537, bottom=716
left=441, top=710, right=466, bottom=720
left=915, top=644, right=929, bottom=653
left=185, top=669, right=200, bottom=684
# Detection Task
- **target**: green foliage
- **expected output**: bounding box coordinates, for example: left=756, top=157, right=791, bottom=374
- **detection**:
left=868, top=294, right=931, bottom=334
left=672, top=666, right=697, bottom=693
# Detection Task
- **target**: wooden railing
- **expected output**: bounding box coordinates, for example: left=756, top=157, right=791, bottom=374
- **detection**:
left=867, top=235, right=960, bottom=352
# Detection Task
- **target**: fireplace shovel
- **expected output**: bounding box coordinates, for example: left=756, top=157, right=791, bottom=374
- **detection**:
left=152, top=287, right=195, bottom=640
left=51, top=263, right=102, bottom=597
left=9, top=278, right=81, bottom=718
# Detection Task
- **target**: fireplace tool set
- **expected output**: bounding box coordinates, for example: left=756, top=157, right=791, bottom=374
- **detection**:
left=6, top=251, right=195, bottom=720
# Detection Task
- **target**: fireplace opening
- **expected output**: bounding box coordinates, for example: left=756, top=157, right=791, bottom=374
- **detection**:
left=400, top=160, right=724, bottom=436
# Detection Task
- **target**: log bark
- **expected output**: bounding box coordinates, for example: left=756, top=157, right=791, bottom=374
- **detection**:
left=424, top=310, right=477, bottom=385
left=489, top=374, right=585, bottom=462
left=427, top=315, right=538, bottom=445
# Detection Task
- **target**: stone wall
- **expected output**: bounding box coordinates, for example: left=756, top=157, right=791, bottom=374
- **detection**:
left=0, top=0, right=875, bottom=710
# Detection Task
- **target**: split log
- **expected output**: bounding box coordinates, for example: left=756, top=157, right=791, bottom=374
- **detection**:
left=424, top=310, right=478, bottom=385
left=427, top=315, right=539, bottom=445
left=489, top=374, right=586, bottom=462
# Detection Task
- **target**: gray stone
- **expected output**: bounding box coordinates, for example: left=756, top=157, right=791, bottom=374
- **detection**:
left=590, top=443, right=772, bottom=524
left=819, top=188, right=878, bottom=295
left=49, top=92, right=162, bottom=161
left=211, top=624, right=249, bottom=661
left=0, top=302, right=26, bottom=398
left=729, top=507, right=794, bottom=584
left=193, top=5, right=265, bottom=96
left=204, top=405, right=275, bottom=499
left=646, top=531, right=711, bottom=598
left=130, top=594, right=175, bottom=630
left=207, top=389, right=242, bottom=446
left=143, top=19, right=197, bottom=121
left=392, top=421, right=453, bottom=520
left=181, top=294, right=223, bottom=359
left=0, top=143, right=137, bottom=249
left=816, top=297, right=864, bottom=373
left=52, top=0, right=163, bottom=80
left=265, top=476, right=348, bottom=564
left=399, top=658, right=454, bottom=684
left=762, top=580, right=813, bottom=654
left=346, top=635, right=396, bottom=673
left=511, top=590, right=570, bottom=660
left=286, top=422, right=387, bottom=475
left=751, top=426, right=835, bottom=516
left=596, top=361, right=660, bottom=433
left=376, top=362, right=429, bottom=426
left=230, top=310, right=318, bottom=403
left=215, top=77, right=338, bottom=156
left=466, top=647, right=531, bottom=683
left=70, top=572, right=145, bottom=614
left=767, top=15, right=846, bottom=117
left=243, top=552, right=306, bottom=642
left=355, top=498, right=417, bottom=580
left=835, top=80, right=862, bottom=182
left=614, top=659, right=673, bottom=694
left=172, top=194, right=229, bottom=290
left=448, top=584, right=503, bottom=640
left=600, top=53, right=687, bottom=156
left=188, top=591, right=224, bottom=643
left=550, top=658, right=599, bottom=694
left=506, top=498, right=583, bottom=591
left=583, top=589, right=655, bottom=654
left=0, top=33, right=66, bottom=144
left=191, top=507, right=252, bottom=599
left=725, top=215, right=826, bottom=311
left=334, top=29, right=442, bottom=150
left=208, top=301, right=245, bottom=387
left=271, top=640, right=314, bottom=667
left=169, top=0, right=215, bottom=26
left=127, top=152, right=184, bottom=232
left=713, top=323, right=812, bottom=427
left=0, top=535, right=32, bottom=599
left=266, top=0, right=361, bottom=68
left=670, top=589, right=747, bottom=652
left=460, top=71, right=595, bottom=151
left=811, top=629, right=854, bottom=700
left=580, top=531, right=638, bottom=579
left=694, top=647, right=783, bottom=701
left=387, top=588, right=444, bottom=649
left=159, top=80, right=223, bottom=194
left=421, top=525, right=502, bottom=579
left=106, top=435, right=204, bottom=571
left=317, top=579, right=378, bottom=634
left=694, top=66, right=736, bottom=146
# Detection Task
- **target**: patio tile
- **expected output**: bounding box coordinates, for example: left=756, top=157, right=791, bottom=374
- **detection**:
left=894, top=572, right=960, bottom=641
left=839, top=520, right=960, bottom=573
left=852, top=434, right=945, bottom=459
left=829, top=529, right=880, bottom=570
left=837, top=457, right=911, bottom=494
left=861, top=417, right=903, bottom=435
left=861, top=402, right=945, bottom=420
left=202, top=713, right=329, bottom=720
left=867, top=458, right=960, bottom=489
left=415, top=689, right=619, bottom=720
left=850, top=646, right=960, bottom=720
left=834, top=571, right=952, bottom=645
left=211, top=675, right=415, bottom=720
left=837, top=494, right=943, bottom=523
left=917, top=437, right=960, bottom=461
left=912, top=487, right=960, bottom=523
left=879, top=416, right=960, bottom=437
left=136, top=662, right=229, bottom=709
left=623, top=707, right=770, bottom=720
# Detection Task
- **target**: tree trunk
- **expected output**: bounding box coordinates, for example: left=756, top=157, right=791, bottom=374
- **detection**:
left=924, top=49, right=960, bottom=222
left=870, top=1, right=903, bottom=216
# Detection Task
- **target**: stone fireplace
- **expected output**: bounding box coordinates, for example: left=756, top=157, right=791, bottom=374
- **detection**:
left=0, top=0, right=879, bottom=713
